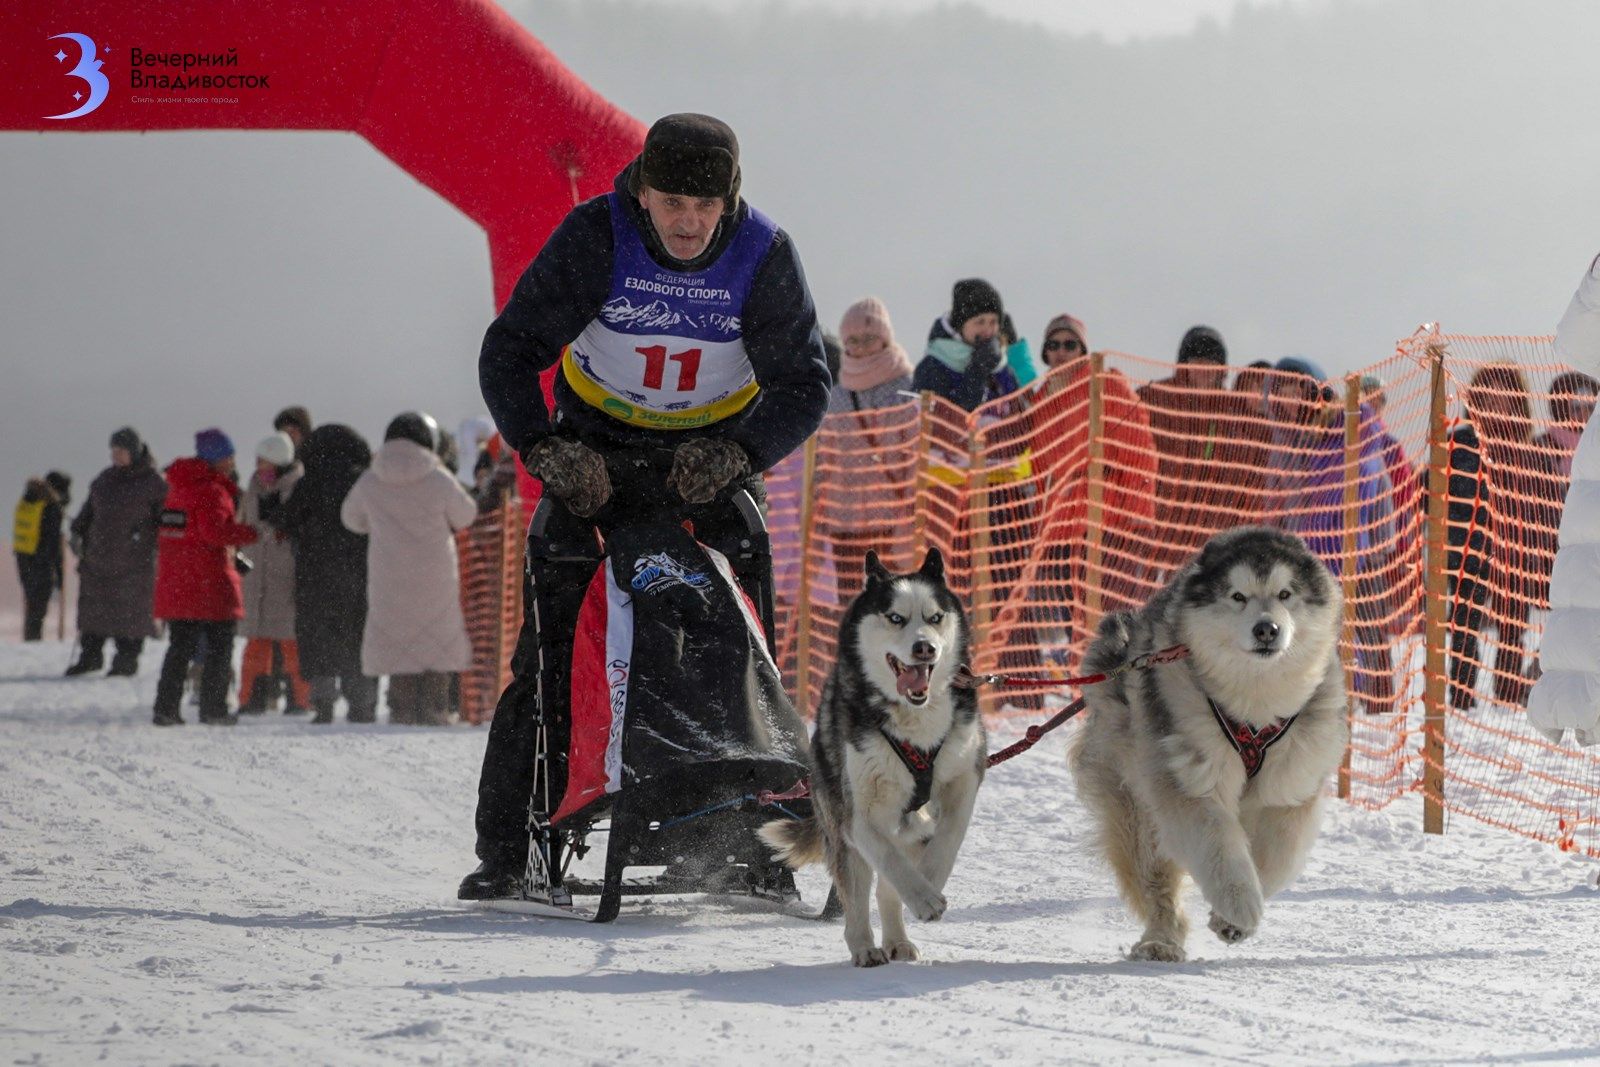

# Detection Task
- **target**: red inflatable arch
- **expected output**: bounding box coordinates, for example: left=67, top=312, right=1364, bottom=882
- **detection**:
left=0, top=0, right=645, bottom=310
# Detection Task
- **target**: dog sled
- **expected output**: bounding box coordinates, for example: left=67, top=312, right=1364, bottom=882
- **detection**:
left=484, top=488, right=836, bottom=923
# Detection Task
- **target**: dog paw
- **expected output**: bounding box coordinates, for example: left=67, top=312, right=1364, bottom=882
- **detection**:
left=852, top=946, right=890, bottom=968
left=885, top=939, right=921, bottom=962
left=906, top=888, right=947, bottom=922
left=1208, top=911, right=1250, bottom=944
left=1211, top=883, right=1263, bottom=940
left=1129, top=937, right=1186, bottom=963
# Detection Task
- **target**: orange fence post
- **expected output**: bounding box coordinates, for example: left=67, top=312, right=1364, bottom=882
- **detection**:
left=967, top=429, right=997, bottom=717
left=793, top=434, right=820, bottom=711
left=912, top=391, right=933, bottom=561
left=1083, top=350, right=1109, bottom=637
left=1339, top=373, right=1362, bottom=800
left=1421, top=337, right=1450, bottom=835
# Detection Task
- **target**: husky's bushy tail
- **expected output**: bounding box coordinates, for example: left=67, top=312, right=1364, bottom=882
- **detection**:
left=758, top=816, right=825, bottom=868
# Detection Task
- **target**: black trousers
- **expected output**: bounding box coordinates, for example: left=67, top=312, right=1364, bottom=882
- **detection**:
left=155, top=620, right=236, bottom=719
left=473, top=459, right=766, bottom=866
left=16, top=556, right=55, bottom=642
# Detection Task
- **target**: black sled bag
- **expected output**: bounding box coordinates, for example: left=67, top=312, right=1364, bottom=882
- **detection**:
left=552, top=523, right=809, bottom=827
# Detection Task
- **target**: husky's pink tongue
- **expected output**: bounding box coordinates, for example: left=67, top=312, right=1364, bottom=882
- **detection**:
left=897, top=663, right=932, bottom=696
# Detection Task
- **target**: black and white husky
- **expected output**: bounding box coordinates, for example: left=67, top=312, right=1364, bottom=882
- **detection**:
left=760, top=548, right=985, bottom=967
left=1071, top=526, right=1349, bottom=961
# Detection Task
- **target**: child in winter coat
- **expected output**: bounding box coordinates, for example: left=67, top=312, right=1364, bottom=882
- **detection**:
left=341, top=413, right=477, bottom=726
left=13, top=472, right=70, bottom=642
left=237, top=432, right=309, bottom=713
left=151, top=429, right=259, bottom=726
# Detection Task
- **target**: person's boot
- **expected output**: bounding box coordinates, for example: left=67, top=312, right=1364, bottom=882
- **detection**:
left=347, top=704, right=377, bottom=725
left=107, top=651, right=140, bottom=677
left=199, top=709, right=239, bottom=726
left=311, top=699, right=335, bottom=725
left=65, top=643, right=104, bottom=677
left=238, top=675, right=273, bottom=715
left=457, top=857, right=526, bottom=900
left=152, top=709, right=184, bottom=727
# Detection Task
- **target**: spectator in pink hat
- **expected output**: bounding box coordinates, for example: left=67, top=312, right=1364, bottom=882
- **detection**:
left=820, top=296, right=919, bottom=602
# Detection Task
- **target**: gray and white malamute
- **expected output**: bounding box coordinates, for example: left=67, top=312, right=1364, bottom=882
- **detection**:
left=760, top=548, right=985, bottom=967
left=1072, top=526, right=1348, bottom=961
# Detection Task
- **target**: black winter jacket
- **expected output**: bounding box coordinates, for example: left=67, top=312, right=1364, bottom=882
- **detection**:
left=478, top=162, right=830, bottom=472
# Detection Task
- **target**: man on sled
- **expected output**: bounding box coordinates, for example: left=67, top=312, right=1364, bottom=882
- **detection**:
left=461, top=113, right=831, bottom=902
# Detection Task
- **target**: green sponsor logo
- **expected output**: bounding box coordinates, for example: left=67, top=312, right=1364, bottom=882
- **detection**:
left=602, top=398, right=634, bottom=420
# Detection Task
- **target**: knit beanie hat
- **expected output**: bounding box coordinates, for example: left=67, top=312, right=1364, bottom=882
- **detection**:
left=950, top=278, right=1003, bottom=332
left=1178, top=325, right=1228, bottom=365
left=44, top=471, right=72, bottom=499
left=255, top=432, right=295, bottom=468
left=195, top=428, right=234, bottom=463
left=109, top=426, right=143, bottom=454
left=630, top=113, right=742, bottom=212
left=1042, top=313, right=1088, bottom=353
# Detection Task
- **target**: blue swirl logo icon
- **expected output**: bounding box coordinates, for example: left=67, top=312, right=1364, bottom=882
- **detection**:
left=47, top=33, right=110, bottom=120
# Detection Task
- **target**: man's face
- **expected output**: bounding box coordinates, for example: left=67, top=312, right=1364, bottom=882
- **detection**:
left=110, top=446, right=131, bottom=468
left=638, top=186, right=724, bottom=261
left=959, top=313, right=1001, bottom=345
left=211, top=456, right=236, bottom=477
left=280, top=425, right=305, bottom=449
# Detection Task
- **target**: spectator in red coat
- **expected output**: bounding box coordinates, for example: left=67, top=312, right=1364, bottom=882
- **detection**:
left=151, top=429, right=259, bottom=726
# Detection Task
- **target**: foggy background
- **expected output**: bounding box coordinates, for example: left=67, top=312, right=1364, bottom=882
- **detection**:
left=3, top=0, right=1598, bottom=626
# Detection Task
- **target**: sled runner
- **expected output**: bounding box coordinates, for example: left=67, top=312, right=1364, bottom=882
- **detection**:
left=487, top=489, right=836, bottom=923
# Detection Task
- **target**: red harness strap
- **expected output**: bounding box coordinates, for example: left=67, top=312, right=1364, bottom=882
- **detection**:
left=1207, top=697, right=1297, bottom=778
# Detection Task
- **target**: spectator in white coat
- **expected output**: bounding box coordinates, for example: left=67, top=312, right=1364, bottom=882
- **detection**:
left=341, top=412, right=478, bottom=726
left=1527, top=253, right=1600, bottom=745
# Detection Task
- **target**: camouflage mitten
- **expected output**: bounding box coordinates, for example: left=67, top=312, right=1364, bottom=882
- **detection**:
left=523, top=437, right=612, bottom=518
left=667, top=438, right=750, bottom=505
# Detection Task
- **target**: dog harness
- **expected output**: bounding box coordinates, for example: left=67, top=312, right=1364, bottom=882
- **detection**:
left=881, top=728, right=941, bottom=813
left=1207, top=698, right=1297, bottom=779
left=560, top=192, right=779, bottom=431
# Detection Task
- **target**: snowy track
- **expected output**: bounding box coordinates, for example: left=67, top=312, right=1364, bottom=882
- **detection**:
left=3, top=639, right=1598, bottom=1065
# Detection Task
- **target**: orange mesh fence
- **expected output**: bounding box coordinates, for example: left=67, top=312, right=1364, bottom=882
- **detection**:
left=456, top=495, right=523, bottom=724
left=451, top=328, right=1600, bottom=859
left=760, top=328, right=1600, bottom=861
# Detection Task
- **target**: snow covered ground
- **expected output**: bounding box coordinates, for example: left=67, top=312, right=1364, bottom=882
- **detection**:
left=4, top=639, right=1599, bottom=1066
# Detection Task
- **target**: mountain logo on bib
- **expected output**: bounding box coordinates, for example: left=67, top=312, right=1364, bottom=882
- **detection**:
left=600, top=296, right=740, bottom=336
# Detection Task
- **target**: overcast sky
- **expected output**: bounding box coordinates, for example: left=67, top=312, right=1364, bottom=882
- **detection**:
left=3, top=0, right=1598, bottom=620
left=630, top=0, right=1336, bottom=39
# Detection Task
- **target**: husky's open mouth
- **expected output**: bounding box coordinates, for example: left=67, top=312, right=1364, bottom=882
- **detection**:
left=1252, top=644, right=1282, bottom=658
left=887, top=653, right=933, bottom=706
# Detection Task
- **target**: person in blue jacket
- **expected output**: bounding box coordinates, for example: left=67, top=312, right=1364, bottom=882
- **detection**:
left=463, top=114, right=831, bottom=899
left=913, top=278, right=1022, bottom=411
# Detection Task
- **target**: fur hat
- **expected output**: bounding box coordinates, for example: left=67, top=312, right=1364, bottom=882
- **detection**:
left=195, top=428, right=235, bottom=463
left=630, top=113, right=742, bottom=211
left=1178, top=325, right=1228, bottom=365
left=272, top=406, right=313, bottom=439
left=950, top=278, right=1004, bottom=332
left=255, top=432, right=295, bottom=468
